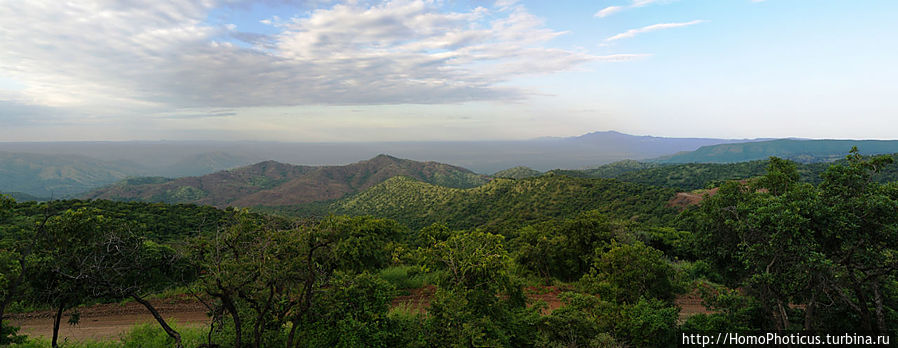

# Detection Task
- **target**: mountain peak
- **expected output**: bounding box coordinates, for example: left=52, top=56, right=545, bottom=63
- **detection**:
left=372, top=154, right=400, bottom=161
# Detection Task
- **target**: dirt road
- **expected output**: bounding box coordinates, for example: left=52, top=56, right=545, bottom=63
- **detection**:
left=7, top=298, right=209, bottom=342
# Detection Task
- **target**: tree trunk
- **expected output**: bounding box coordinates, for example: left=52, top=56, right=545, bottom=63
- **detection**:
left=252, top=286, right=276, bottom=348
left=873, top=283, right=886, bottom=334
left=51, top=302, right=64, bottom=348
left=221, top=294, right=242, bottom=348
left=803, top=295, right=816, bottom=331
left=132, top=294, right=183, bottom=348
left=851, top=284, right=874, bottom=331
left=776, top=300, right=789, bottom=331
left=286, top=312, right=302, bottom=348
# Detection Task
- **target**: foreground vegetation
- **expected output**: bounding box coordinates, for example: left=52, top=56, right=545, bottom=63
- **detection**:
left=2, top=149, right=897, bottom=347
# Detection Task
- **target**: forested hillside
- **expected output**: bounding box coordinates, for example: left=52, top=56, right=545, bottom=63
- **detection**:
left=562, top=154, right=898, bottom=191
left=492, top=166, right=542, bottom=179
left=654, top=138, right=898, bottom=163
left=264, top=174, right=678, bottom=231
left=3, top=151, right=898, bottom=347
left=83, top=155, right=490, bottom=207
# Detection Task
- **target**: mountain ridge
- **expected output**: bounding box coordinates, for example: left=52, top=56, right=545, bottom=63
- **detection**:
left=83, top=155, right=490, bottom=207
left=652, top=139, right=898, bottom=163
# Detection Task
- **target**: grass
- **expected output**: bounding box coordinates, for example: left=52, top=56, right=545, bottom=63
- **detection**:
left=10, top=322, right=208, bottom=348
left=387, top=301, right=425, bottom=318
left=378, top=265, right=439, bottom=290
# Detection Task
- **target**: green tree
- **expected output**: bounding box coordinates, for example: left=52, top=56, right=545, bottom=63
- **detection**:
left=424, top=230, right=540, bottom=347
left=581, top=240, right=675, bottom=304
left=686, top=151, right=898, bottom=333
left=301, top=272, right=400, bottom=347
left=515, top=211, right=621, bottom=282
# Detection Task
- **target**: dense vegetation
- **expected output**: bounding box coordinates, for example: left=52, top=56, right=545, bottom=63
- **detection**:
left=562, top=154, right=898, bottom=191
left=493, top=166, right=542, bottom=179
left=266, top=174, right=678, bottom=232
left=1, top=149, right=897, bottom=347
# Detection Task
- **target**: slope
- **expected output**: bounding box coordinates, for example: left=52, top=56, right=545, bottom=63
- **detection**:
left=84, top=155, right=490, bottom=207
left=0, top=152, right=144, bottom=198
left=493, top=166, right=542, bottom=179
left=314, top=174, right=678, bottom=231
left=654, top=139, right=898, bottom=163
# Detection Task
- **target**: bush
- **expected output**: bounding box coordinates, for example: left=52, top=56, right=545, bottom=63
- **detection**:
left=581, top=241, right=675, bottom=303
left=615, top=298, right=679, bottom=347
left=1, top=321, right=26, bottom=345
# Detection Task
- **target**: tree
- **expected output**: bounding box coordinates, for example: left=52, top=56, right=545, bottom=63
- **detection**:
left=0, top=196, right=52, bottom=345
left=515, top=211, right=621, bottom=282
left=191, top=211, right=336, bottom=348
left=580, top=240, right=674, bottom=304
left=423, top=230, right=540, bottom=347
left=816, top=148, right=898, bottom=333
left=687, top=151, right=898, bottom=333
left=301, top=272, right=398, bottom=347
left=37, top=208, right=190, bottom=347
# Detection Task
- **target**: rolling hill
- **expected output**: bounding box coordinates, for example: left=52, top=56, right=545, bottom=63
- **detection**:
left=654, top=139, right=898, bottom=163
left=0, top=152, right=144, bottom=198
left=559, top=154, right=898, bottom=191
left=493, top=166, right=542, bottom=179
left=83, top=155, right=490, bottom=207
left=264, top=174, right=679, bottom=231
left=0, top=151, right=257, bottom=198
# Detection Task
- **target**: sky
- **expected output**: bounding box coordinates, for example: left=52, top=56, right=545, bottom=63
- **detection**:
left=1, top=0, right=896, bottom=142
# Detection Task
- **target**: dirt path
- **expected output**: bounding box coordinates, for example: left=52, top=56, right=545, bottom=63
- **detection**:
left=8, top=290, right=712, bottom=342
left=7, top=298, right=210, bottom=342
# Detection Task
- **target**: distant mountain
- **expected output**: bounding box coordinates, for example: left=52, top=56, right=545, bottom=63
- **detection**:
left=83, top=155, right=490, bottom=207
left=653, top=139, right=898, bottom=163
left=0, top=131, right=763, bottom=174
left=493, top=166, right=542, bottom=179
left=0, top=152, right=144, bottom=197
left=0, top=151, right=257, bottom=197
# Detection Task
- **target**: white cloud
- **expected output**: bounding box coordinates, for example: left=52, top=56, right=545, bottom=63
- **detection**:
left=595, top=0, right=662, bottom=18
left=595, top=6, right=624, bottom=18
left=0, top=0, right=627, bottom=123
left=606, top=20, right=707, bottom=41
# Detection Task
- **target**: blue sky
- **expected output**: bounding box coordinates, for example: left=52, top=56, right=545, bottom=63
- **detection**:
left=0, top=0, right=896, bottom=141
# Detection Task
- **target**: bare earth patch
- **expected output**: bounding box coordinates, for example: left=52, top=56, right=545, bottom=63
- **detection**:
left=7, top=298, right=209, bottom=342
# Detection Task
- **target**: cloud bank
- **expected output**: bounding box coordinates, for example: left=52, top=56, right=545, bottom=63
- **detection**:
left=0, top=0, right=624, bottom=117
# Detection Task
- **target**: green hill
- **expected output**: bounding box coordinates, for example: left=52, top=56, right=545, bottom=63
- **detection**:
left=84, top=155, right=490, bottom=207
left=551, top=160, right=662, bottom=179
left=266, top=174, right=678, bottom=231
left=0, top=191, right=46, bottom=202
left=654, top=139, right=898, bottom=163
left=492, top=166, right=542, bottom=179
left=559, top=154, right=898, bottom=191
